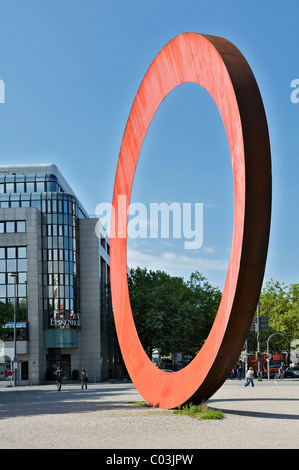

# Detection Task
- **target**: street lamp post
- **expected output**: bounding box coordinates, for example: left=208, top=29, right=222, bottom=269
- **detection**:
left=8, top=272, right=18, bottom=386
left=257, top=302, right=261, bottom=379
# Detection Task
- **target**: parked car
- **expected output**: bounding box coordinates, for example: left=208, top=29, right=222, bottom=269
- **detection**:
left=284, top=366, right=299, bottom=378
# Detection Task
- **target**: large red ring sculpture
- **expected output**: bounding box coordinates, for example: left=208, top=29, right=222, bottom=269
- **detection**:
left=110, top=33, right=271, bottom=409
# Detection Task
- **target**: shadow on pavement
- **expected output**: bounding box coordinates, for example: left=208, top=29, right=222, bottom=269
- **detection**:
left=0, top=385, right=142, bottom=420
left=207, top=397, right=299, bottom=420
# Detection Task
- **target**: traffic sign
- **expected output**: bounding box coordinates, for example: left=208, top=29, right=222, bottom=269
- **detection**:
left=250, top=317, right=269, bottom=332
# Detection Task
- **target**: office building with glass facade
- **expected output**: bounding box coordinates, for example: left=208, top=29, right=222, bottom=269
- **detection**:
left=0, top=164, right=121, bottom=385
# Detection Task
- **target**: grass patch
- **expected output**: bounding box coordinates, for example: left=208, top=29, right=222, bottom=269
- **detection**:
left=131, top=401, right=224, bottom=420
left=131, top=401, right=153, bottom=407
left=173, top=403, right=224, bottom=420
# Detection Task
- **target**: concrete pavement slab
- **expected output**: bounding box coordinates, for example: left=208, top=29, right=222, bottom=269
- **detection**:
left=0, top=379, right=298, bottom=449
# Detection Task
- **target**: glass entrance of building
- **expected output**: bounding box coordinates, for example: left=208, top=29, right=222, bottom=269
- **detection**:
left=46, top=349, right=71, bottom=381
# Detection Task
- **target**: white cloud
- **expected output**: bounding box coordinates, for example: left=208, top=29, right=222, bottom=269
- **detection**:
left=203, top=246, right=216, bottom=254
left=127, top=248, right=229, bottom=277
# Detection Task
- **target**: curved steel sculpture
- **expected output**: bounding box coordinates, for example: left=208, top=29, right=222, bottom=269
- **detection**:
left=110, top=33, right=272, bottom=409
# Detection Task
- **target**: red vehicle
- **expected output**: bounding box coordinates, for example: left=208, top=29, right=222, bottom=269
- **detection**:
left=247, top=353, right=285, bottom=378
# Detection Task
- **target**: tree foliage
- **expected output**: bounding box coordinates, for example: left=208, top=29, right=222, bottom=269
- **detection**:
left=128, top=267, right=221, bottom=358
left=258, top=279, right=299, bottom=356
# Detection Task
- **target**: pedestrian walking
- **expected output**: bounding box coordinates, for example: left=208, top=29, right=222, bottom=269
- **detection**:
left=244, top=367, right=254, bottom=387
left=56, top=367, right=62, bottom=391
left=277, top=365, right=284, bottom=379
left=80, top=369, right=88, bottom=389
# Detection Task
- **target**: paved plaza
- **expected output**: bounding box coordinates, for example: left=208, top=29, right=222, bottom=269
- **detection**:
left=0, top=378, right=298, bottom=449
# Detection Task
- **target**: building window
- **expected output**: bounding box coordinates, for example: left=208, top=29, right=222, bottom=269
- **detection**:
left=0, top=246, right=27, bottom=324
left=0, top=221, right=26, bottom=233
left=0, top=173, right=63, bottom=195
left=6, top=222, right=15, bottom=233
left=16, top=182, right=25, bottom=193
left=6, top=183, right=14, bottom=193
left=16, top=221, right=26, bottom=233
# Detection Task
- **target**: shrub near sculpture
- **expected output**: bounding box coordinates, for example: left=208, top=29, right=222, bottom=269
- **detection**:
left=110, top=33, right=272, bottom=409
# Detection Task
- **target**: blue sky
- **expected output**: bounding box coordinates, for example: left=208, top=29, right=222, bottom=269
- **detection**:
left=0, top=0, right=298, bottom=290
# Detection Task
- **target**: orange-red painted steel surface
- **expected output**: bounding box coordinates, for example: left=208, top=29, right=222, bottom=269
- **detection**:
left=110, top=33, right=271, bottom=409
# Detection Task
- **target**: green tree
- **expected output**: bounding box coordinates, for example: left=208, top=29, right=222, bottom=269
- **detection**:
left=259, top=280, right=299, bottom=359
left=128, top=267, right=187, bottom=358
left=128, top=267, right=221, bottom=359
left=186, top=271, right=222, bottom=355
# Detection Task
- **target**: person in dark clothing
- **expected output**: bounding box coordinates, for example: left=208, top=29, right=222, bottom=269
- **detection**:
left=80, top=369, right=88, bottom=390
left=56, top=367, right=62, bottom=391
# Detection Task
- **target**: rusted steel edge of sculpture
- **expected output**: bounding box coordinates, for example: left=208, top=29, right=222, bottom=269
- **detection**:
left=110, top=33, right=272, bottom=409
